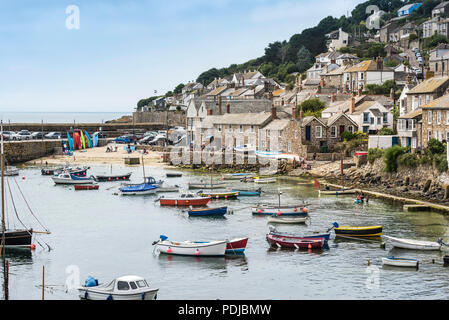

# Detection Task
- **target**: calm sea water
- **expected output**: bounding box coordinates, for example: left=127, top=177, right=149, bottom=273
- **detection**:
left=2, top=164, right=449, bottom=300
left=0, top=112, right=131, bottom=124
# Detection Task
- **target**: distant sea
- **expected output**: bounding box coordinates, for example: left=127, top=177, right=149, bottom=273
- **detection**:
left=0, top=112, right=131, bottom=124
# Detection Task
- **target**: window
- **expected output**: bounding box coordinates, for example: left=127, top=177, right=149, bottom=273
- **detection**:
left=446, top=131, right=449, bottom=141
left=348, top=125, right=354, bottom=133
left=239, top=125, right=243, bottom=133
left=129, top=282, right=137, bottom=290
left=370, top=117, right=374, bottom=125
left=330, top=126, right=337, bottom=138
left=279, top=130, right=282, bottom=137
left=117, top=281, right=130, bottom=290
left=294, top=130, right=298, bottom=139
left=377, top=117, right=381, bottom=125
left=287, top=142, right=291, bottom=152
left=383, top=112, right=388, bottom=123
left=315, top=126, right=322, bottom=138
left=250, top=125, right=254, bottom=133
left=137, top=280, right=147, bottom=288
left=428, top=111, right=433, bottom=124
left=437, top=111, right=441, bottom=125
left=218, top=125, right=222, bottom=132
left=228, top=125, right=232, bottom=132
left=428, top=129, right=432, bottom=141
left=436, top=63, right=439, bottom=72
left=446, top=111, right=449, bottom=124
left=363, top=112, right=370, bottom=124
left=363, top=126, right=369, bottom=133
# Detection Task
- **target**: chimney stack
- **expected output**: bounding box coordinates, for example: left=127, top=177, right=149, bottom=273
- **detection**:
left=331, top=93, right=336, bottom=103
left=226, top=103, right=230, bottom=114
left=217, top=95, right=222, bottom=115
left=207, top=109, right=213, bottom=116
left=271, top=105, right=277, bottom=119
left=390, top=88, right=395, bottom=101
left=349, top=96, right=355, bottom=114
left=292, top=106, right=297, bottom=120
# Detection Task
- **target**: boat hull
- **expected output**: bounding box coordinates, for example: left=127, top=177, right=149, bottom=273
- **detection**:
left=52, top=177, right=94, bottom=184
left=384, top=236, right=441, bottom=250
left=0, top=229, right=33, bottom=248
left=382, top=257, right=419, bottom=268
left=200, top=192, right=239, bottom=199
left=75, top=184, right=99, bottom=190
left=78, top=288, right=158, bottom=300
left=335, top=226, right=383, bottom=237
left=269, top=231, right=330, bottom=242
left=156, top=240, right=227, bottom=256
left=226, top=238, right=248, bottom=254
left=266, top=234, right=324, bottom=249
left=188, top=183, right=226, bottom=190
left=94, top=173, right=132, bottom=182
left=160, top=197, right=211, bottom=206
left=267, top=216, right=308, bottom=224
left=188, top=207, right=227, bottom=216
left=222, top=173, right=255, bottom=180
left=252, top=206, right=308, bottom=216
left=319, top=189, right=356, bottom=195
left=253, top=178, right=276, bottom=184
left=232, top=190, right=261, bottom=196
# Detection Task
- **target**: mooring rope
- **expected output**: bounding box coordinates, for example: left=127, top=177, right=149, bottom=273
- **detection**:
left=12, top=177, right=50, bottom=233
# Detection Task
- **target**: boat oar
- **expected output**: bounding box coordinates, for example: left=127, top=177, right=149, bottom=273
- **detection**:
left=154, top=197, right=161, bottom=203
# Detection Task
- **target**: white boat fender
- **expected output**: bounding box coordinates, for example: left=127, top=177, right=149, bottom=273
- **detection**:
left=276, top=243, right=281, bottom=248
left=293, top=244, right=299, bottom=249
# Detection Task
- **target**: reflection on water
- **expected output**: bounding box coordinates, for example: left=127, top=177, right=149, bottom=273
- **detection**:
left=3, top=165, right=449, bottom=299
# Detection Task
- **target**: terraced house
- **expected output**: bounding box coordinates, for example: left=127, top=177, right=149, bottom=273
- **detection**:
left=405, top=76, right=449, bottom=113
left=421, top=94, right=449, bottom=147
left=343, top=58, right=394, bottom=92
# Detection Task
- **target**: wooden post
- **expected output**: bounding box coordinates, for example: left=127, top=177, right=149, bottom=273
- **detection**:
left=42, top=266, right=45, bottom=300
left=340, top=151, right=344, bottom=188
left=4, top=260, right=9, bottom=300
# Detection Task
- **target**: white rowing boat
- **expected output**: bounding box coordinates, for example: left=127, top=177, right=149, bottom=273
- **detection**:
left=319, top=189, right=356, bottom=195
left=253, top=178, right=276, bottom=184
left=382, top=256, right=419, bottom=268
left=384, top=235, right=442, bottom=251
left=153, top=237, right=227, bottom=256
left=52, top=173, right=95, bottom=185
left=267, top=216, right=308, bottom=224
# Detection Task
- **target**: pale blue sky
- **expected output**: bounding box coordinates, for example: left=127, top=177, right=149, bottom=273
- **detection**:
left=0, top=0, right=365, bottom=112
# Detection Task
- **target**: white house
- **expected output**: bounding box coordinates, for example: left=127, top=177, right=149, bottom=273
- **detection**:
left=343, top=58, right=395, bottom=91
left=326, top=28, right=349, bottom=51
left=348, top=100, right=393, bottom=134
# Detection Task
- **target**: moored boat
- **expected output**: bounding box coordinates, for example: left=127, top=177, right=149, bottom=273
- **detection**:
left=253, top=178, right=276, bottom=184
left=232, top=188, right=262, bottom=196
left=332, top=222, right=382, bottom=238
left=268, top=229, right=330, bottom=242
left=158, top=193, right=211, bottom=206
left=266, top=234, right=324, bottom=249
left=119, top=183, right=157, bottom=195
left=94, top=173, right=132, bottom=182
left=188, top=182, right=226, bottom=190
left=153, top=236, right=227, bottom=256
left=74, top=184, right=99, bottom=190
left=188, top=207, right=227, bottom=217
left=383, top=235, right=443, bottom=251
left=382, top=256, right=419, bottom=268
left=52, top=172, right=95, bottom=185
left=252, top=204, right=309, bottom=216
left=155, top=186, right=179, bottom=193
left=166, top=173, right=182, bottom=178
left=267, top=216, right=308, bottom=224
left=78, top=275, right=159, bottom=300
left=226, top=237, right=248, bottom=254
left=222, top=173, right=255, bottom=180
left=199, top=191, right=239, bottom=199
left=4, top=166, right=19, bottom=176
left=319, top=189, right=356, bottom=195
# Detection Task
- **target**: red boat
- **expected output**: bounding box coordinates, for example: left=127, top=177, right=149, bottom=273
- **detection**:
left=266, top=234, right=324, bottom=249
left=226, top=237, right=248, bottom=254
left=74, top=184, right=99, bottom=191
left=159, top=193, right=211, bottom=206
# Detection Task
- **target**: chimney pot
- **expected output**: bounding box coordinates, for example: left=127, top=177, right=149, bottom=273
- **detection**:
left=349, top=96, right=355, bottom=114
left=271, top=105, right=277, bottom=119
left=292, top=107, right=297, bottom=120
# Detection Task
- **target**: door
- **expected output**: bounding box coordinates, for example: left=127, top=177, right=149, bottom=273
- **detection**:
left=339, top=125, right=345, bottom=137
left=305, top=126, right=311, bottom=141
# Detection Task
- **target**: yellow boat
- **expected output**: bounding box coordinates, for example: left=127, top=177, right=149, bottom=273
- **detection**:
left=199, top=191, right=239, bottom=199
left=334, top=225, right=383, bottom=237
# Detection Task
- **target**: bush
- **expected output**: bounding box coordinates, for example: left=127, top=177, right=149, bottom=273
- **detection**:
left=398, top=153, right=419, bottom=168
left=378, top=127, right=395, bottom=135
left=427, top=138, right=445, bottom=155
left=368, top=148, right=384, bottom=164
left=341, top=131, right=356, bottom=141
left=438, top=157, right=448, bottom=173
left=383, top=145, right=407, bottom=172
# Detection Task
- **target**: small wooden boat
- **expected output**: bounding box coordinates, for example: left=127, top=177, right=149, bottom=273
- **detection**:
left=334, top=225, right=383, bottom=238
left=383, top=235, right=442, bottom=251
left=226, top=238, right=248, bottom=254
left=222, top=173, right=255, bottom=180
left=382, top=256, right=419, bottom=268
left=52, top=173, right=95, bottom=185
left=188, top=207, right=227, bottom=217
left=199, top=191, right=239, bottom=199
left=41, top=166, right=64, bottom=175
left=232, top=188, right=261, bottom=196
left=78, top=275, right=158, bottom=300
left=153, top=236, right=226, bottom=256
left=94, top=173, right=132, bottom=182
left=319, top=189, right=356, bottom=195
left=166, top=173, right=183, bottom=178
left=253, top=178, right=276, bottom=184
left=158, top=193, right=211, bottom=206
left=188, top=182, right=226, bottom=190
left=269, top=230, right=330, bottom=242
left=266, top=234, right=324, bottom=249
left=0, top=229, right=34, bottom=248
left=252, top=204, right=309, bottom=216
left=267, top=216, right=308, bottom=224
left=75, top=184, right=99, bottom=190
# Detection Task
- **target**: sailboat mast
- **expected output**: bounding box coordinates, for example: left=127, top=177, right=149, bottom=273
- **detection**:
left=1, top=120, right=5, bottom=236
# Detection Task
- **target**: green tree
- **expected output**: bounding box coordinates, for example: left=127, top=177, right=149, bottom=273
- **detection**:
left=173, top=83, right=185, bottom=94
left=299, top=98, right=326, bottom=117
left=427, top=138, right=445, bottom=155
left=296, top=46, right=313, bottom=73
left=383, top=145, right=407, bottom=172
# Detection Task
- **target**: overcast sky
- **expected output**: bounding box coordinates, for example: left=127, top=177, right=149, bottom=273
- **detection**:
left=0, top=0, right=365, bottom=112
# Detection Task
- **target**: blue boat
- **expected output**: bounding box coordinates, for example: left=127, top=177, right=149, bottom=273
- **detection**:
left=119, top=183, right=158, bottom=195
left=188, top=207, right=227, bottom=217
left=232, top=188, right=261, bottom=196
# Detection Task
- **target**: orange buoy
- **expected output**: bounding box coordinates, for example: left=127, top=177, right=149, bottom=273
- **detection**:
left=276, top=211, right=281, bottom=216
left=308, top=243, right=312, bottom=249
left=195, top=249, right=200, bottom=256
left=302, top=207, right=308, bottom=213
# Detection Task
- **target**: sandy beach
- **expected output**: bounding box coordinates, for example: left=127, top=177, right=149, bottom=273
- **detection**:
left=25, top=142, right=169, bottom=168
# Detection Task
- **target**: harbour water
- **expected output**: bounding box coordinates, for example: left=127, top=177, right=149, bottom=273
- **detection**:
left=0, top=112, right=130, bottom=124
left=3, top=164, right=449, bottom=300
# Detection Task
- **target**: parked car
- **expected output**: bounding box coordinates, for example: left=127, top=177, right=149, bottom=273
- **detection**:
left=44, top=132, right=62, bottom=139
left=143, top=131, right=157, bottom=137
left=147, top=135, right=168, bottom=146
left=31, top=132, right=44, bottom=139
left=167, top=126, right=186, bottom=142
left=0, top=131, right=16, bottom=141
left=16, top=130, right=32, bottom=140
left=412, top=47, right=419, bottom=53
left=114, top=134, right=139, bottom=144
left=138, top=135, right=155, bottom=144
